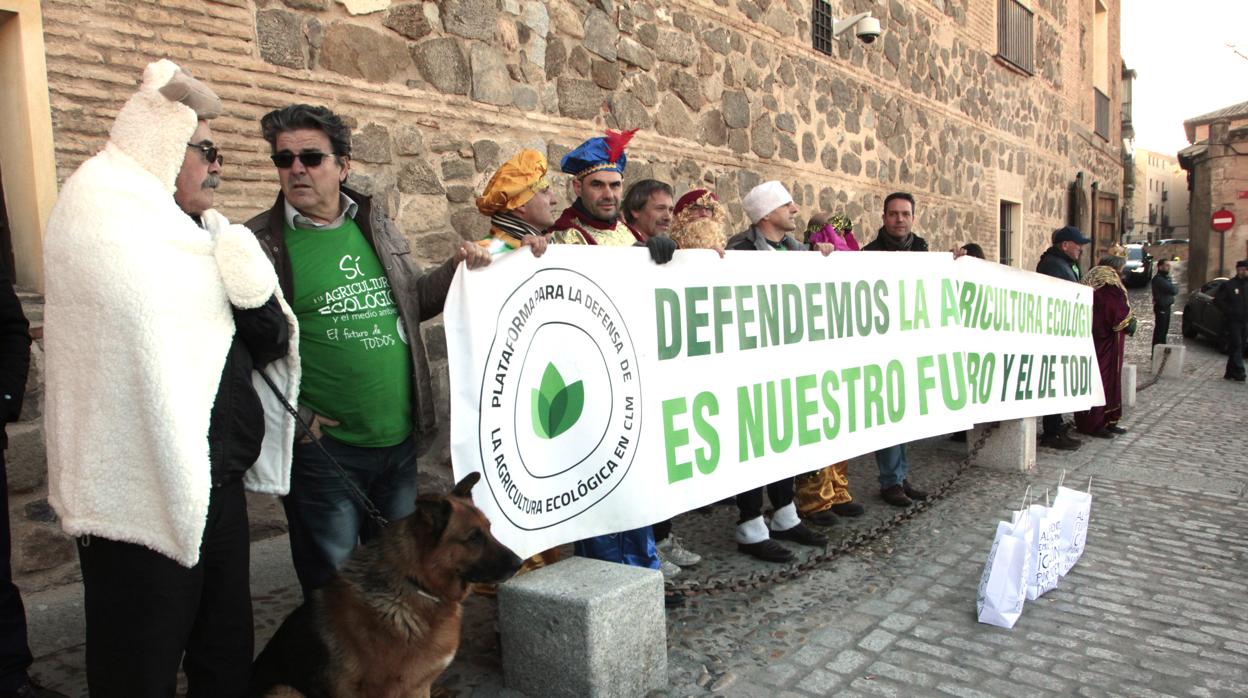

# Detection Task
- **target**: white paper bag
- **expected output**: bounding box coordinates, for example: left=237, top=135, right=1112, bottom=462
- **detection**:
left=1053, top=482, right=1092, bottom=576
left=1021, top=502, right=1062, bottom=600
left=976, top=520, right=1029, bottom=629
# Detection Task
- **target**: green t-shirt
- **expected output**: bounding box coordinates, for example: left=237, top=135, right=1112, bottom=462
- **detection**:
left=285, top=219, right=413, bottom=447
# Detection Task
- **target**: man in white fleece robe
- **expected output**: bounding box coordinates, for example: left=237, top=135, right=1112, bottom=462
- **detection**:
left=42, top=61, right=300, bottom=697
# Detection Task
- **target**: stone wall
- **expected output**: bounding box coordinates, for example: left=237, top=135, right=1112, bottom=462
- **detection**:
left=32, top=0, right=1124, bottom=537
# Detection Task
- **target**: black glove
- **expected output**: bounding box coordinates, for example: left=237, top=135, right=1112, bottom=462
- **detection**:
left=646, top=235, right=677, bottom=265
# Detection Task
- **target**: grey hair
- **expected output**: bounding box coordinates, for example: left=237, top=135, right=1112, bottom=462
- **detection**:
left=1098, top=255, right=1126, bottom=270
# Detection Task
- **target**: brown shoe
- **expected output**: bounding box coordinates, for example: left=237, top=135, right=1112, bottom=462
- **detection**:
left=830, top=501, right=865, bottom=517
left=880, top=484, right=912, bottom=507
left=802, top=508, right=839, bottom=527
left=902, top=480, right=928, bottom=501
left=1040, top=432, right=1082, bottom=450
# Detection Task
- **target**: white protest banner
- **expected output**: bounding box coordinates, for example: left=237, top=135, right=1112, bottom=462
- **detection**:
left=446, top=247, right=1103, bottom=558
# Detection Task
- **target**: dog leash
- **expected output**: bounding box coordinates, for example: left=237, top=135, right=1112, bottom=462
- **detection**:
left=258, top=371, right=391, bottom=528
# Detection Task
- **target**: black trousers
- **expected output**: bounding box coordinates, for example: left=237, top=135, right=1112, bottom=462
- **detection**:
left=77, top=479, right=252, bottom=698
left=1152, top=309, right=1171, bottom=346
left=1227, top=320, right=1248, bottom=379
left=736, top=478, right=795, bottom=523
left=1042, top=414, right=1065, bottom=437
left=0, top=450, right=32, bottom=694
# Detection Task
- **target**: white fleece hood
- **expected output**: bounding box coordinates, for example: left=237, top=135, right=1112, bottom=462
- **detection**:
left=43, top=60, right=300, bottom=567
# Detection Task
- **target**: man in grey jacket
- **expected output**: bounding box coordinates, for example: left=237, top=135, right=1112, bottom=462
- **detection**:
left=246, top=104, right=492, bottom=595
left=723, top=181, right=832, bottom=562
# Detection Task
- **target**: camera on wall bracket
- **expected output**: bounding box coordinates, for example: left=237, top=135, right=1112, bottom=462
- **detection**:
left=833, top=12, right=882, bottom=45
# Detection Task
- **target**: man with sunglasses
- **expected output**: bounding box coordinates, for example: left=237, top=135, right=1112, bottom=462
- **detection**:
left=245, top=104, right=492, bottom=596
left=44, top=60, right=299, bottom=697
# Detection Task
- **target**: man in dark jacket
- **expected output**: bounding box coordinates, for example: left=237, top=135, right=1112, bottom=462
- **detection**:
left=245, top=104, right=494, bottom=595
left=862, top=193, right=930, bottom=507
left=1, top=271, right=64, bottom=698
left=1214, top=259, right=1248, bottom=381
left=1150, top=258, right=1179, bottom=347
left=1034, top=226, right=1090, bottom=450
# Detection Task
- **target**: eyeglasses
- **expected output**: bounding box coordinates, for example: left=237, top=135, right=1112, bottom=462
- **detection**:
left=270, top=151, right=331, bottom=169
left=186, top=142, right=223, bottom=166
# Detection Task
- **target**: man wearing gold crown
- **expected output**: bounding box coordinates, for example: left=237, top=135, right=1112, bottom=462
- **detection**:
left=1074, top=246, right=1135, bottom=438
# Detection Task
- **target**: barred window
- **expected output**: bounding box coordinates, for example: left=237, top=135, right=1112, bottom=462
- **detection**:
left=812, top=0, right=833, bottom=55
left=997, top=0, right=1034, bottom=74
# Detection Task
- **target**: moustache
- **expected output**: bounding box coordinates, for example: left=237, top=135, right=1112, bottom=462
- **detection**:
left=202, top=175, right=220, bottom=190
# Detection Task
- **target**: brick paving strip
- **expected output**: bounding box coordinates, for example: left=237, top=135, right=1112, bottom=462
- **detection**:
left=27, top=283, right=1248, bottom=697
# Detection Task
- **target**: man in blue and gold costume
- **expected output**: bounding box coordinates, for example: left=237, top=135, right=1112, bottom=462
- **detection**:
left=551, top=129, right=642, bottom=247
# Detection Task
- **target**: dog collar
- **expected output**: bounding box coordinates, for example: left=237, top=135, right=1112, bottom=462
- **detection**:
left=406, top=575, right=441, bottom=604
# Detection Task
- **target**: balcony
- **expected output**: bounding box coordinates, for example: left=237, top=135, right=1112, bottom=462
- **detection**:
left=1094, top=88, right=1110, bottom=141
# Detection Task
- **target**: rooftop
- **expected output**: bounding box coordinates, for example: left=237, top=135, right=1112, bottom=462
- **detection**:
left=1184, top=99, right=1248, bottom=143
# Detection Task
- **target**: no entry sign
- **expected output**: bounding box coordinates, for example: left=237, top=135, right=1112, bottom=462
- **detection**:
left=1212, top=209, right=1235, bottom=233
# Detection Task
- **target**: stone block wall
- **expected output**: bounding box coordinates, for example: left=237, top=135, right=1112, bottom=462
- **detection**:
left=33, top=0, right=1125, bottom=539
left=1184, top=123, right=1248, bottom=286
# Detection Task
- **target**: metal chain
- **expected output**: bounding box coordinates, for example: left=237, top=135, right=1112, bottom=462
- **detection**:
left=667, top=423, right=1000, bottom=597
left=1136, top=345, right=1171, bottom=393
left=256, top=371, right=391, bottom=529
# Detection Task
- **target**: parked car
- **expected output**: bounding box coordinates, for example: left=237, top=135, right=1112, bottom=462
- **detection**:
left=1182, top=277, right=1248, bottom=355
left=1119, top=243, right=1153, bottom=288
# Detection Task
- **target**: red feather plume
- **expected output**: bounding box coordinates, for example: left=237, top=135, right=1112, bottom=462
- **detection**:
left=604, top=128, right=638, bottom=164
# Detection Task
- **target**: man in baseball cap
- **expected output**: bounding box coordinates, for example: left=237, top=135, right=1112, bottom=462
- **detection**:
left=1035, top=225, right=1091, bottom=449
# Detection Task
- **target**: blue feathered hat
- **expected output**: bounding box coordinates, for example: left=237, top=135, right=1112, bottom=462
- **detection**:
left=560, top=129, right=637, bottom=179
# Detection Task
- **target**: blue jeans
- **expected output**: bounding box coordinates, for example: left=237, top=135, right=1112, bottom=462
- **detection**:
left=574, top=528, right=660, bottom=570
left=875, top=443, right=910, bottom=489
left=283, top=434, right=418, bottom=595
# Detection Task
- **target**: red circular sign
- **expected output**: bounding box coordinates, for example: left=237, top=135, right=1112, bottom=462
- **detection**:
left=1212, top=208, right=1236, bottom=233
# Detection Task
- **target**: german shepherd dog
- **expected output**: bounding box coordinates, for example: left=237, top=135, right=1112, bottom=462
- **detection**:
left=249, top=473, right=523, bottom=698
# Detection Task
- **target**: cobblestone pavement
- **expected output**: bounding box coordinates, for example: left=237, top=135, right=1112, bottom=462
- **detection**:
left=28, top=272, right=1248, bottom=697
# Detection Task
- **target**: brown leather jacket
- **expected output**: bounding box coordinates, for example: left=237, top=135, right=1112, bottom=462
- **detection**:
left=245, top=186, right=456, bottom=455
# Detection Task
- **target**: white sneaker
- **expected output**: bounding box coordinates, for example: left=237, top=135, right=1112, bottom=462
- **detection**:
left=659, top=559, right=682, bottom=579
left=657, top=535, right=702, bottom=567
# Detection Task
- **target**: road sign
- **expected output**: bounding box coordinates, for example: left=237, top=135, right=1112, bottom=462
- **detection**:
left=1212, top=209, right=1235, bottom=233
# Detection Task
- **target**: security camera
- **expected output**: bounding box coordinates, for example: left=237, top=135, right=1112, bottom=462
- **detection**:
left=855, top=16, right=881, bottom=44
left=832, top=12, right=882, bottom=45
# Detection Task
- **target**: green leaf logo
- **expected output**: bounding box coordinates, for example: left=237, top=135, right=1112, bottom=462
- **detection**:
left=531, top=363, right=584, bottom=439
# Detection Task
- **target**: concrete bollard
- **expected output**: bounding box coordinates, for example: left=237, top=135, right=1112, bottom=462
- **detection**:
left=1121, top=363, right=1137, bottom=411
left=499, top=556, right=667, bottom=698
left=1151, top=344, right=1185, bottom=378
left=969, top=417, right=1036, bottom=472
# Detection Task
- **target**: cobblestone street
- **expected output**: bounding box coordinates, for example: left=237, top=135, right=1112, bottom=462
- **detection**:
left=25, top=274, right=1248, bottom=698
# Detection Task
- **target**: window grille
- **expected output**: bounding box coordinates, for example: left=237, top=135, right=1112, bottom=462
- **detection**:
left=997, top=0, right=1034, bottom=74
left=812, top=0, right=833, bottom=55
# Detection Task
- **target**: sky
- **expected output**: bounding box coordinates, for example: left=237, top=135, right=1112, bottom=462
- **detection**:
left=1120, top=0, right=1248, bottom=156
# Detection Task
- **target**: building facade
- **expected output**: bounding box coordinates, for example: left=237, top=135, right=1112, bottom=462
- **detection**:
left=5, top=0, right=1127, bottom=287
left=1130, top=148, right=1188, bottom=244
left=1180, top=101, right=1248, bottom=288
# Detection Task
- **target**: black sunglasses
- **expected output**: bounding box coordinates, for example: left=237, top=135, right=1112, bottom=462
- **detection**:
left=271, top=151, right=332, bottom=169
left=186, top=142, right=223, bottom=166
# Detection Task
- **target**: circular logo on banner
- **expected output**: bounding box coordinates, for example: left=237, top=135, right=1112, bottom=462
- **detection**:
left=477, top=268, right=641, bottom=530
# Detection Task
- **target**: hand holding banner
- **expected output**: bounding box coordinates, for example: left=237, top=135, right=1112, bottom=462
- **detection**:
left=446, top=247, right=1104, bottom=558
